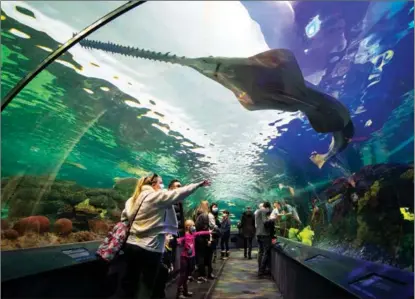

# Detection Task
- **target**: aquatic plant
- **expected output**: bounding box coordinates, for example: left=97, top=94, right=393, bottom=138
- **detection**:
left=400, top=208, right=414, bottom=221
left=1, top=205, right=9, bottom=219
left=328, top=194, right=342, bottom=203
left=287, top=226, right=315, bottom=246
left=75, top=198, right=104, bottom=216
left=298, top=226, right=315, bottom=246
left=354, top=179, right=407, bottom=251
left=357, top=180, right=380, bottom=213
left=113, top=177, right=137, bottom=198
left=288, top=228, right=300, bottom=240
left=400, top=168, right=414, bottom=180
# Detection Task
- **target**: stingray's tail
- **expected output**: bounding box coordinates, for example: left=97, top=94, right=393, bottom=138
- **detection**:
left=309, top=120, right=354, bottom=169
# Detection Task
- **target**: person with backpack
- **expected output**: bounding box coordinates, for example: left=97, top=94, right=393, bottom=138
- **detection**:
left=116, top=174, right=210, bottom=299
left=194, top=200, right=217, bottom=282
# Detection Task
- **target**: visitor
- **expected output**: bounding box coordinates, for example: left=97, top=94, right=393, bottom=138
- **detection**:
left=194, top=200, right=216, bottom=282
left=220, top=210, right=231, bottom=260
left=153, top=234, right=175, bottom=299
left=270, top=201, right=281, bottom=220
left=254, top=203, right=264, bottom=217
left=168, top=179, right=183, bottom=258
left=151, top=179, right=183, bottom=299
left=176, top=220, right=212, bottom=299
left=282, top=199, right=302, bottom=225
left=210, top=203, right=221, bottom=263
left=255, top=201, right=273, bottom=277
left=117, top=173, right=210, bottom=299
left=239, top=206, right=255, bottom=259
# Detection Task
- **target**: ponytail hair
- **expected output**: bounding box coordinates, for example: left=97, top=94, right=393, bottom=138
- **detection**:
left=131, top=173, right=159, bottom=204
left=197, top=200, right=210, bottom=214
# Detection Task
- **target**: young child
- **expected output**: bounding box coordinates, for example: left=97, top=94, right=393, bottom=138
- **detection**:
left=220, top=210, right=231, bottom=260
left=176, top=219, right=211, bottom=299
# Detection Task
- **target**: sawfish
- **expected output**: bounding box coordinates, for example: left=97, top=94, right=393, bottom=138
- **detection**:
left=78, top=38, right=354, bottom=168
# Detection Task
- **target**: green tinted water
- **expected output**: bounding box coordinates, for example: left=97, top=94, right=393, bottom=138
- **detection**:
left=1, top=2, right=413, bottom=270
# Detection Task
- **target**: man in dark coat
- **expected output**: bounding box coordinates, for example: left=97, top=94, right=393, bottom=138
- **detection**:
left=239, top=206, right=256, bottom=259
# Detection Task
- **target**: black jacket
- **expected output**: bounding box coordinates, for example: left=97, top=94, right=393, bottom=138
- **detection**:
left=240, top=211, right=255, bottom=238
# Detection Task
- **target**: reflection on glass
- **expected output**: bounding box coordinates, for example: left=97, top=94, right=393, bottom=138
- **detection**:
left=1, top=1, right=414, bottom=272
left=0, top=1, right=125, bottom=99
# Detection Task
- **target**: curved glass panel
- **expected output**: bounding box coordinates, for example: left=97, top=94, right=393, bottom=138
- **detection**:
left=0, top=1, right=125, bottom=100
left=1, top=1, right=414, bottom=272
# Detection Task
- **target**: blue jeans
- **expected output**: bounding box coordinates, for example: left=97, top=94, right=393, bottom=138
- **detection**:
left=257, top=235, right=271, bottom=274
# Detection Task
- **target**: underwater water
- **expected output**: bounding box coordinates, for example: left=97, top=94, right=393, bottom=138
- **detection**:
left=1, top=1, right=414, bottom=270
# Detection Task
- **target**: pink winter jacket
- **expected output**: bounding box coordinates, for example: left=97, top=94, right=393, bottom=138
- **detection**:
left=177, top=231, right=211, bottom=257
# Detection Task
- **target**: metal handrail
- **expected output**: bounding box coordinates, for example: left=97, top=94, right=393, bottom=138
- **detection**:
left=1, top=0, right=147, bottom=112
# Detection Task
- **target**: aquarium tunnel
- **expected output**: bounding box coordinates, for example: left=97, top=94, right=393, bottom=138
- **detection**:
left=1, top=1, right=414, bottom=299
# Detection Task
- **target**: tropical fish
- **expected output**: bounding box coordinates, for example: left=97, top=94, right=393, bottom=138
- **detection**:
left=64, top=161, right=87, bottom=170
left=113, top=177, right=138, bottom=188
left=79, top=39, right=354, bottom=167
left=118, top=161, right=148, bottom=177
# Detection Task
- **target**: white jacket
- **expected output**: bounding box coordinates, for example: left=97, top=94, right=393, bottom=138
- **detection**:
left=121, top=183, right=202, bottom=237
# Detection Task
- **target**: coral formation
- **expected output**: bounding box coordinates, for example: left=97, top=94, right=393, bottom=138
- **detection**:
left=310, top=163, right=414, bottom=269
left=400, top=168, right=414, bottom=180
left=1, top=231, right=99, bottom=251
left=2, top=229, right=19, bottom=240
left=13, top=216, right=50, bottom=235
left=54, top=218, right=73, bottom=236
left=88, top=219, right=109, bottom=235
left=1, top=176, right=126, bottom=227
left=0, top=176, right=128, bottom=251
left=113, top=177, right=137, bottom=198
left=1, top=219, right=10, bottom=230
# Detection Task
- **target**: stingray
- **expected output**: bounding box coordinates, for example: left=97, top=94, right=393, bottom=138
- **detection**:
left=78, top=38, right=354, bottom=169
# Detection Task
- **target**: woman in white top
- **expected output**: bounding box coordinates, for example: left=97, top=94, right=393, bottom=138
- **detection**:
left=118, top=173, right=210, bottom=299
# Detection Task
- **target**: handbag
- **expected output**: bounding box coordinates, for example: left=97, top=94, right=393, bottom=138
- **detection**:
left=96, top=193, right=150, bottom=262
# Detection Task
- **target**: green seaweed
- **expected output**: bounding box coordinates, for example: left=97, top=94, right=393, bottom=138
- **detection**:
left=400, top=168, right=414, bottom=180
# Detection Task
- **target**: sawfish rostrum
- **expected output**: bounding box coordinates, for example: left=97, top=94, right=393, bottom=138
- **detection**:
left=79, top=38, right=354, bottom=168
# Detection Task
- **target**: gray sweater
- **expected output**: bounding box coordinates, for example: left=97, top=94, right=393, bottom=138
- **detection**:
left=255, top=208, right=271, bottom=236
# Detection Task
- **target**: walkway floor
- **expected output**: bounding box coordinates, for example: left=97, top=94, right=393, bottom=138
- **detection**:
left=165, top=254, right=226, bottom=299
left=211, top=249, right=283, bottom=299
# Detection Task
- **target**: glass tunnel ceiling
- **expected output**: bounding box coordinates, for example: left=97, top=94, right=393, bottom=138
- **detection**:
left=1, top=0, right=414, bottom=213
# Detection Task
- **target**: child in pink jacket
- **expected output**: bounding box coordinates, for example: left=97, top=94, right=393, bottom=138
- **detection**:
left=176, top=219, right=211, bottom=298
